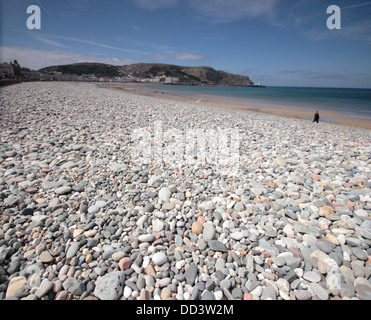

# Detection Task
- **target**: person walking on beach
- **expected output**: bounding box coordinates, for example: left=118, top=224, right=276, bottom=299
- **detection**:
left=313, top=110, right=320, bottom=123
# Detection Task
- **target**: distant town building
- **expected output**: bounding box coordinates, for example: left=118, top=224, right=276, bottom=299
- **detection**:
left=146, top=77, right=161, bottom=83
left=164, top=76, right=179, bottom=84
left=0, top=62, right=15, bottom=78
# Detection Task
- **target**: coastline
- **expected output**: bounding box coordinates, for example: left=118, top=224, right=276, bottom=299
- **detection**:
left=98, top=82, right=371, bottom=130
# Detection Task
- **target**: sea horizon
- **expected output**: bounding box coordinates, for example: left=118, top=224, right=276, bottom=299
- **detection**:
left=142, top=84, right=371, bottom=121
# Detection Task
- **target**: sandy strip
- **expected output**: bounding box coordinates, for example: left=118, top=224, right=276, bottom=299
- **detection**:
left=98, top=83, right=371, bottom=130
left=331, top=118, right=371, bottom=129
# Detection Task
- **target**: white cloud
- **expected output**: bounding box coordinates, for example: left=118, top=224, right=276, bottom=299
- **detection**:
left=0, top=46, right=135, bottom=70
left=190, top=0, right=281, bottom=22
left=147, top=52, right=208, bottom=62
left=29, top=34, right=71, bottom=49
left=174, top=53, right=207, bottom=60
left=149, top=53, right=170, bottom=62
left=26, top=33, right=149, bottom=55
left=55, top=36, right=149, bottom=55
left=133, top=0, right=179, bottom=10
left=342, top=1, right=371, bottom=10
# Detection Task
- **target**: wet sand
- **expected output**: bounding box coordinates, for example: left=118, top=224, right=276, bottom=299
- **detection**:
left=98, top=83, right=371, bottom=130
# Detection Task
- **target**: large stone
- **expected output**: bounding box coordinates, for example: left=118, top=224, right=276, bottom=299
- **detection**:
left=354, top=277, right=371, bottom=295
left=303, top=271, right=321, bottom=283
left=231, top=231, right=245, bottom=241
left=152, top=252, right=167, bottom=265
left=185, top=263, right=198, bottom=286
left=208, top=240, right=228, bottom=252
left=66, top=242, right=80, bottom=259
left=147, top=176, right=163, bottom=187
left=144, top=203, right=155, bottom=213
left=316, top=239, right=335, bottom=253
left=136, top=215, right=148, bottom=227
left=21, top=208, right=34, bottom=216
left=203, top=223, right=215, bottom=241
left=234, top=202, right=245, bottom=212
left=138, top=234, right=154, bottom=242
left=199, top=201, right=215, bottom=211
left=295, top=290, right=312, bottom=300
left=4, top=195, right=22, bottom=207
left=192, top=222, right=203, bottom=235
left=60, top=161, right=77, bottom=170
left=35, top=279, right=53, bottom=298
left=63, top=277, right=86, bottom=296
left=88, top=205, right=100, bottom=214
left=354, top=209, right=368, bottom=218
left=160, top=287, right=172, bottom=300
left=152, top=219, right=165, bottom=232
left=39, top=251, right=54, bottom=264
left=119, top=257, right=132, bottom=271
left=42, top=181, right=60, bottom=190
left=112, top=251, right=126, bottom=262
left=261, top=286, right=277, bottom=300
left=351, top=247, right=368, bottom=261
left=94, top=271, right=125, bottom=300
left=55, top=186, right=71, bottom=195
left=162, top=202, right=175, bottom=210
left=231, top=287, right=243, bottom=299
left=201, top=291, right=215, bottom=300
left=158, top=187, right=172, bottom=204
left=310, top=283, right=329, bottom=300
left=220, top=279, right=231, bottom=290
left=276, top=157, right=287, bottom=167
left=277, top=278, right=290, bottom=293
left=339, top=283, right=355, bottom=298
left=5, top=276, right=28, bottom=298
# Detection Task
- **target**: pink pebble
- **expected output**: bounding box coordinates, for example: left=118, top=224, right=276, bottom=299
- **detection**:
left=119, top=257, right=132, bottom=271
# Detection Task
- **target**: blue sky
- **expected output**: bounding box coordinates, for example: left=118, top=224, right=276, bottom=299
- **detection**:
left=1, top=0, right=371, bottom=87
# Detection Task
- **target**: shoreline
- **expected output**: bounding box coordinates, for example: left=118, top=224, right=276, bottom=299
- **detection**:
left=98, top=82, right=371, bottom=130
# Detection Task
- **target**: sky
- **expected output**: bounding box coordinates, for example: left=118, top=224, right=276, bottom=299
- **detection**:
left=1, top=0, right=371, bottom=88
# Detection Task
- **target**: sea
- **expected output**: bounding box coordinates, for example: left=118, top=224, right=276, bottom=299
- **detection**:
left=144, top=85, right=371, bottom=121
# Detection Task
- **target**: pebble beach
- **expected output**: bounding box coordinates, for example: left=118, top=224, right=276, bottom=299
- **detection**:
left=0, top=81, right=370, bottom=300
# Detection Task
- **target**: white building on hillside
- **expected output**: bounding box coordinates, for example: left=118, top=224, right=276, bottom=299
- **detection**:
left=164, top=77, right=179, bottom=84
